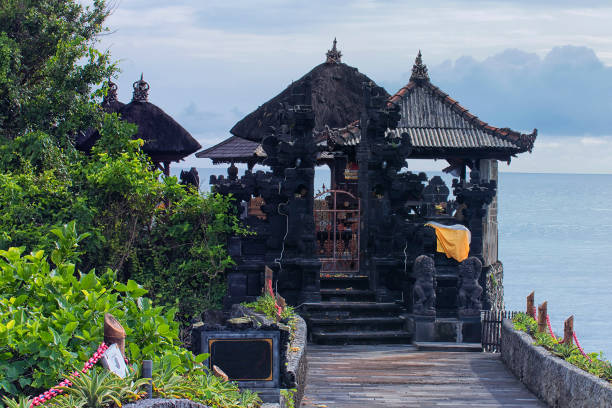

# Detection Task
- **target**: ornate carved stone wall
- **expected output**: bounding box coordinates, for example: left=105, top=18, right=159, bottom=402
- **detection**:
left=483, top=261, right=504, bottom=311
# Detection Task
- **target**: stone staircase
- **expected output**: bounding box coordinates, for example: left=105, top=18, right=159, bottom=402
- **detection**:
left=298, top=275, right=413, bottom=344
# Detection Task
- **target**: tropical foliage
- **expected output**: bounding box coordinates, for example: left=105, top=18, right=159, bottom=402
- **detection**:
left=512, top=313, right=612, bottom=383
left=0, top=224, right=190, bottom=397
left=242, top=294, right=296, bottom=322
left=0, top=0, right=244, bottom=323
left=0, top=1, right=254, bottom=404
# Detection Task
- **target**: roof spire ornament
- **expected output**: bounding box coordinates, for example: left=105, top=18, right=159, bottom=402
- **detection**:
left=132, top=73, right=150, bottom=102
left=410, top=50, right=429, bottom=82
left=326, top=38, right=342, bottom=64
left=104, top=78, right=118, bottom=104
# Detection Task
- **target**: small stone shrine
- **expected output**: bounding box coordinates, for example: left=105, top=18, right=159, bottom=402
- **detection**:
left=197, top=42, right=536, bottom=344
left=191, top=305, right=296, bottom=403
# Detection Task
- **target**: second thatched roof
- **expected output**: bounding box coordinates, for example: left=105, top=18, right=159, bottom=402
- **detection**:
left=230, top=58, right=389, bottom=142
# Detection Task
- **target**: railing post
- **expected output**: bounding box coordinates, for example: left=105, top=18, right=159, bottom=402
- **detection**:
left=527, top=291, right=535, bottom=319
left=537, top=302, right=547, bottom=333
left=142, top=360, right=153, bottom=399
left=563, top=316, right=574, bottom=346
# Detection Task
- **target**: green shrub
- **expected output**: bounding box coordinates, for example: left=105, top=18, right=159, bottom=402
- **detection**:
left=242, top=294, right=296, bottom=322
left=0, top=223, right=193, bottom=398
left=512, top=313, right=612, bottom=383
left=45, top=368, right=148, bottom=408
left=512, top=312, right=537, bottom=335
left=280, top=388, right=296, bottom=408
left=3, top=363, right=262, bottom=408
left=152, top=363, right=261, bottom=408
left=0, top=0, right=247, bottom=325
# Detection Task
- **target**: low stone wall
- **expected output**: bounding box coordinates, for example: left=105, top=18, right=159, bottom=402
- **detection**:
left=285, top=315, right=307, bottom=408
left=501, top=319, right=612, bottom=408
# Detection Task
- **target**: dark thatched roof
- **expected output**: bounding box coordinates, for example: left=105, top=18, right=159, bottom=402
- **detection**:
left=75, top=78, right=201, bottom=163
left=120, top=101, right=201, bottom=161
left=230, top=62, right=390, bottom=142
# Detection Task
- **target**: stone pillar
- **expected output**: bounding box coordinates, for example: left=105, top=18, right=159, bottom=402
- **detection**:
left=479, top=159, right=498, bottom=267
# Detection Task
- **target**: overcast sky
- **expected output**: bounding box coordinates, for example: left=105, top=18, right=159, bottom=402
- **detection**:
left=97, top=0, right=612, bottom=173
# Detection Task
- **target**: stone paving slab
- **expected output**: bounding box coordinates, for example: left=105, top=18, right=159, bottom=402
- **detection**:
left=301, top=344, right=546, bottom=407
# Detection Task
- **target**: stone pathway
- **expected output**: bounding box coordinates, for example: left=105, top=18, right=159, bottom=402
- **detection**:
left=301, top=344, right=545, bottom=407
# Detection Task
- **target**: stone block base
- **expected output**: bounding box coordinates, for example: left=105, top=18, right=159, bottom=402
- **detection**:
left=411, top=315, right=481, bottom=343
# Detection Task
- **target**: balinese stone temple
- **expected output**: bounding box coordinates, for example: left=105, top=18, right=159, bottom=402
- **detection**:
left=197, top=41, right=536, bottom=344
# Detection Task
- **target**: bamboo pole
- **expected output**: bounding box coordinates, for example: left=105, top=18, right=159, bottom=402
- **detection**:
left=563, top=316, right=574, bottom=346
left=537, top=302, right=547, bottom=333
left=527, top=292, right=535, bottom=319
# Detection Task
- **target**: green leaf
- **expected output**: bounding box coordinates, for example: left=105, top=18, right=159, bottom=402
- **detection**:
left=195, top=353, right=209, bottom=364
left=126, top=279, right=139, bottom=292
left=157, top=324, right=170, bottom=336
left=114, top=282, right=128, bottom=292
left=0, top=352, right=13, bottom=360
left=131, top=287, right=148, bottom=297
left=63, top=321, right=78, bottom=334
left=49, top=327, right=62, bottom=345
left=79, top=271, right=97, bottom=290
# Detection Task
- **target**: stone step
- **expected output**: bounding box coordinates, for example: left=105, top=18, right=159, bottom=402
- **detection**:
left=415, top=342, right=483, bottom=352
left=309, top=316, right=405, bottom=332
left=301, top=301, right=401, bottom=311
left=311, top=329, right=412, bottom=344
left=309, top=316, right=404, bottom=326
left=320, top=289, right=375, bottom=302
left=300, top=302, right=405, bottom=320
left=320, top=288, right=373, bottom=295
left=319, top=275, right=370, bottom=290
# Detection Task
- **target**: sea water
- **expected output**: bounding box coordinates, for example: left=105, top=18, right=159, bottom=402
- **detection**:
left=499, top=173, right=612, bottom=358
left=173, top=167, right=612, bottom=358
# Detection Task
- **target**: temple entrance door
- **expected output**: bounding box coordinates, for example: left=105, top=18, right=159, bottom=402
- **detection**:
left=314, top=189, right=360, bottom=277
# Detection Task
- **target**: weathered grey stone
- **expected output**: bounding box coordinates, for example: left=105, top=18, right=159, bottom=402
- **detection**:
left=501, top=319, right=612, bottom=408
left=285, top=315, right=307, bottom=408
left=123, top=399, right=209, bottom=408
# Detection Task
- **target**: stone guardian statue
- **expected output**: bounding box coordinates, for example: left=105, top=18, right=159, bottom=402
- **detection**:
left=457, top=256, right=483, bottom=317
left=412, top=255, right=436, bottom=316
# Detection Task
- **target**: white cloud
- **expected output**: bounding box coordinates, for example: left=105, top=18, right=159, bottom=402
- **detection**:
left=94, top=1, right=612, bottom=174
left=581, top=137, right=610, bottom=146
left=509, top=135, right=612, bottom=174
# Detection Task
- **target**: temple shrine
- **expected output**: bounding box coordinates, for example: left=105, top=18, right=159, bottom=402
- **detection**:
left=197, top=41, right=536, bottom=344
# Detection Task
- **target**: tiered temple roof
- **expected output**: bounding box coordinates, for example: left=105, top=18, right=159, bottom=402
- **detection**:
left=386, top=51, right=536, bottom=159
left=197, top=45, right=536, bottom=164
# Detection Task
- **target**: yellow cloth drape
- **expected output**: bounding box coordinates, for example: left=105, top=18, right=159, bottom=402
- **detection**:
left=425, top=222, right=471, bottom=262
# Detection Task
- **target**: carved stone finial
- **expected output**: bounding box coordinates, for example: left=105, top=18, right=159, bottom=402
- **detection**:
left=410, top=50, right=429, bottom=82
left=132, top=73, right=149, bottom=102
left=326, top=38, right=342, bottom=64
left=104, top=79, right=118, bottom=104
